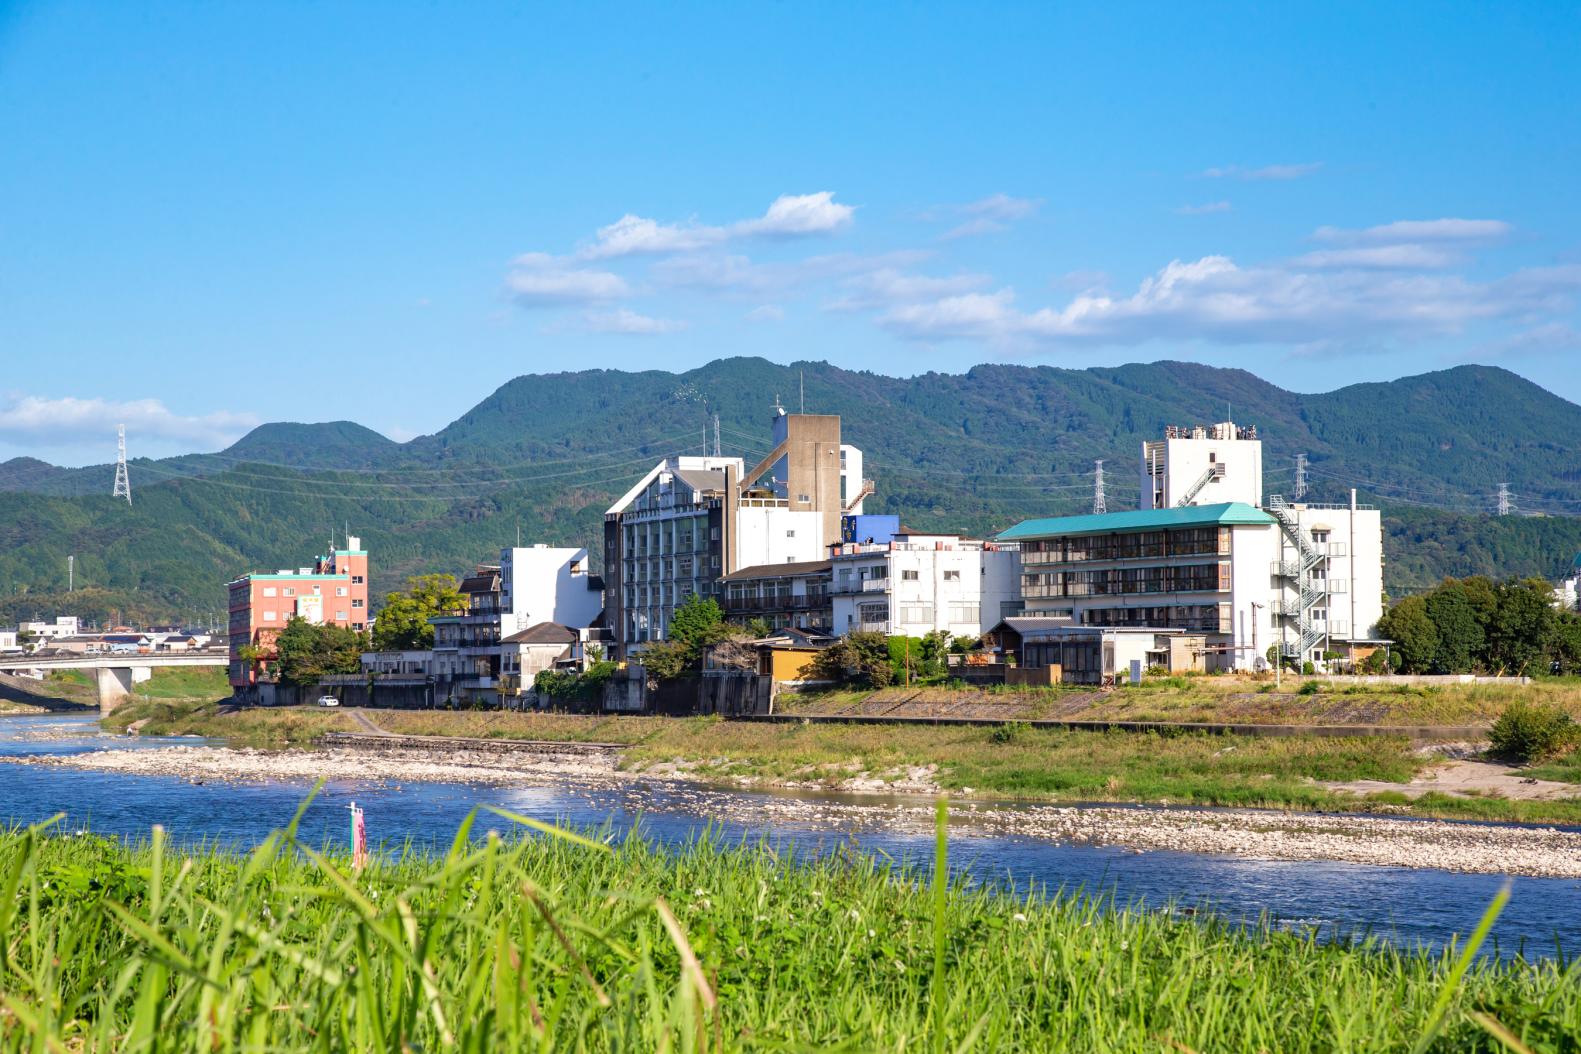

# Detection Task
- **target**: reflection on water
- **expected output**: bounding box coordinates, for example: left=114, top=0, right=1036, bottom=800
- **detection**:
left=3, top=713, right=1577, bottom=958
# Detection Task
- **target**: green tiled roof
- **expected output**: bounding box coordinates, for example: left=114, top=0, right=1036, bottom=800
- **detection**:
left=996, top=501, right=1276, bottom=541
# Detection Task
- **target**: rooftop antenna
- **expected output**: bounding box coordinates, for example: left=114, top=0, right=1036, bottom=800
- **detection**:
left=1092, top=459, right=1107, bottom=515
left=800, top=370, right=805, bottom=413
left=1293, top=453, right=1309, bottom=500
left=112, top=424, right=132, bottom=505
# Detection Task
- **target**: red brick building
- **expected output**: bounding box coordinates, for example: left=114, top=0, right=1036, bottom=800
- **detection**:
left=227, top=535, right=370, bottom=687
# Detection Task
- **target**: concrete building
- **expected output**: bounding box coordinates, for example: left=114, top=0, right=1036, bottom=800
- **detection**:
left=720, top=559, right=833, bottom=632
left=1142, top=422, right=1263, bottom=509
left=226, top=534, right=369, bottom=688
left=984, top=619, right=1207, bottom=685
left=498, top=545, right=604, bottom=637
left=1553, top=554, right=1581, bottom=612
left=19, top=617, right=80, bottom=642
left=0, top=629, right=18, bottom=653
left=829, top=530, right=1021, bottom=640
left=604, top=410, right=867, bottom=658
left=1001, top=422, right=1386, bottom=671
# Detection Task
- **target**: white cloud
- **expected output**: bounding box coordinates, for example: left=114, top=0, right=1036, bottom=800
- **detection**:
left=745, top=304, right=785, bottom=323
left=880, top=257, right=1581, bottom=348
left=580, top=308, right=689, bottom=335
left=1202, top=162, right=1322, bottom=180
left=1177, top=201, right=1232, bottom=215
left=1313, top=218, right=1511, bottom=245
left=0, top=395, right=260, bottom=450
left=1292, top=244, right=1464, bottom=270
left=580, top=214, right=725, bottom=259
left=507, top=253, right=629, bottom=305
left=827, top=268, right=993, bottom=311
left=653, top=249, right=932, bottom=296
left=734, top=191, right=855, bottom=237
left=929, top=193, right=1042, bottom=238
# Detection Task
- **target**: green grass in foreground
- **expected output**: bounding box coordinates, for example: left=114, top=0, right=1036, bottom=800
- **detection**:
left=131, top=665, right=231, bottom=701
left=2, top=802, right=1575, bottom=1052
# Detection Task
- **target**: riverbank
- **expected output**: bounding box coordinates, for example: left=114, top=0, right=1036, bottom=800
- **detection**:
left=4, top=813, right=1576, bottom=1050
left=12, top=739, right=1581, bottom=877
left=96, top=695, right=1581, bottom=824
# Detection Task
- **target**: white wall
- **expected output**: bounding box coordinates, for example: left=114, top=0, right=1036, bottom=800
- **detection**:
left=1287, top=505, right=1385, bottom=642
left=1227, top=523, right=1280, bottom=671
left=840, top=444, right=865, bottom=514
left=500, top=545, right=603, bottom=634
left=1143, top=430, right=1263, bottom=509
left=734, top=507, right=825, bottom=569
left=831, top=545, right=1019, bottom=638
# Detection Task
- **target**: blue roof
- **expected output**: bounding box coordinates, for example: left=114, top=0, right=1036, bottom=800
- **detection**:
left=996, top=502, right=1276, bottom=541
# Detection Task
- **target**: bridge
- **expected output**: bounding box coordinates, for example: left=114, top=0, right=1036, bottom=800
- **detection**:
left=0, top=651, right=228, bottom=713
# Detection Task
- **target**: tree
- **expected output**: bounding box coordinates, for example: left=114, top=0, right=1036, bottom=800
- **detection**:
left=1550, top=612, right=1581, bottom=674
left=810, top=632, right=892, bottom=688
left=1485, top=578, right=1555, bottom=675
left=1377, top=595, right=1437, bottom=673
left=371, top=574, right=465, bottom=652
left=637, top=639, right=693, bottom=682
left=273, top=617, right=366, bottom=687
left=668, top=594, right=724, bottom=651
left=1425, top=584, right=1484, bottom=673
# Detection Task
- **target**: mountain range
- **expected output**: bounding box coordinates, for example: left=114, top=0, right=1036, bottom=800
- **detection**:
left=3, top=358, right=1580, bottom=626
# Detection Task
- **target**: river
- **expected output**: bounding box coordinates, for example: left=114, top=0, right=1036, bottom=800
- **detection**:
left=3, top=713, right=1577, bottom=958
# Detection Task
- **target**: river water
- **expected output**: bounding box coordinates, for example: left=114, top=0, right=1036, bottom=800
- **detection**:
left=3, top=713, right=1577, bottom=958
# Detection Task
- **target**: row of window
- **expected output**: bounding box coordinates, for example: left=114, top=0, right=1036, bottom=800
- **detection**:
left=1022, top=562, right=1229, bottom=597
left=1020, top=527, right=1229, bottom=563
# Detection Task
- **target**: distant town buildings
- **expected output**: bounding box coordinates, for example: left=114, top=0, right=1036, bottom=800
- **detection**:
left=226, top=534, right=369, bottom=687
left=829, top=529, right=1021, bottom=639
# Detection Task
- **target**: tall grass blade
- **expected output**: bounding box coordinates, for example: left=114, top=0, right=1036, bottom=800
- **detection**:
left=1411, top=881, right=1512, bottom=1054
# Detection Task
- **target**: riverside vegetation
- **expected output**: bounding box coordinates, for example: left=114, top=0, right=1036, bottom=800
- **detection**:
left=99, top=675, right=1581, bottom=825
left=2, top=799, right=1578, bottom=1052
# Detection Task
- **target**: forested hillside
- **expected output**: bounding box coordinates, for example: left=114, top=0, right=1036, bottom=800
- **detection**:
left=3, top=358, right=1579, bottom=625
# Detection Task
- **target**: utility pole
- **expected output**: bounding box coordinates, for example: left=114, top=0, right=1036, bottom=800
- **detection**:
left=1092, top=459, right=1107, bottom=515
left=1496, top=483, right=1513, bottom=516
left=1293, top=453, right=1308, bottom=500
left=112, top=424, right=132, bottom=505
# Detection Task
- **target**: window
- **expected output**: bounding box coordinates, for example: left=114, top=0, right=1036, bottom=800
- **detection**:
left=898, top=604, right=935, bottom=625
left=262, top=610, right=277, bottom=622
left=336, top=587, right=348, bottom=597
left=262, top=586, right=277, bottom=597
left=948, top=603, right=980, bottom=625
left=902, top=569, right=919, bottom=581
left=1208, top=452, right=1216, bottom=463
left=282, top=588, right=295, bottom=597
left=337, top=611, right=349, bottom=621
left=943, top=570, right=961, bottom=582
left=352, top=599, right=364, bottom=609
left=797, top=493, right=811, bottom=503
left=786, top=530, right=796, bottom=538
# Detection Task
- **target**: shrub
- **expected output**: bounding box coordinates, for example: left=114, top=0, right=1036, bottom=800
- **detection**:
left=989, top=721, right=1028, bottom=745
left=1488, top=702, right=1578, bottom=762
left=1301, top=661, right=1316, bottom=676
left=1296, top=680, right=1321, bottom=696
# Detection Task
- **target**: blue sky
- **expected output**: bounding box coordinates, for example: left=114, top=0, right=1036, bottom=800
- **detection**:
left=3, top=1, right=1579, bottom=465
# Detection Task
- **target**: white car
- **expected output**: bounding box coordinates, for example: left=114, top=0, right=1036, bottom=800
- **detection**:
left=316, top=695, right=340, bottom=707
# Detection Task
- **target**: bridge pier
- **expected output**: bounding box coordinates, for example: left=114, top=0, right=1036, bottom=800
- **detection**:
left=96, top=665, right=152, bottom=715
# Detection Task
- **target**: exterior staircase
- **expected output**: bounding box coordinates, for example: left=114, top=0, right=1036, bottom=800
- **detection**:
left=1266, top=494, right=1327, bottom=661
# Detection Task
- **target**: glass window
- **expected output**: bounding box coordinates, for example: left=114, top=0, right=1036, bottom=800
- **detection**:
left=943, top=570, right=961, bottom=581
left=902, top=570, right=919, bottom=581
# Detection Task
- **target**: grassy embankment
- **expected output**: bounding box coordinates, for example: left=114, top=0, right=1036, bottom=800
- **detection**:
left=103, top=685, right=1581, bottom=824
left=1, top=805, right=1574, bottom=1051
left=0, top=670, right=98, bottom=714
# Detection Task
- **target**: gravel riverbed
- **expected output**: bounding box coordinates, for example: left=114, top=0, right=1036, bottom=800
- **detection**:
left=9, top=744, right=1581, bottom=878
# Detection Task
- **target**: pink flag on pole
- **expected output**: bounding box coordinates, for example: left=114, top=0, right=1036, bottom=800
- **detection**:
left=349, top=802, right=367, bottom=871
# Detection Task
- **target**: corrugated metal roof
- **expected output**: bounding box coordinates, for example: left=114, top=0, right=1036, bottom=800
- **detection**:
left=722, top=559, right=832, bottom=581
left=675, top=468, right=726, bottom=492
left=996, top=501, right=1275, bottom=541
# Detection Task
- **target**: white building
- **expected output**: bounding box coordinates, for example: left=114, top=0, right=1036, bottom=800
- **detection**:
left=0, top=629, right=18, bottom=653
left=20, top=616, right=80, bottom=641
left=829, top=530, right=1021, bottom=640
left=1142, top=422, right=1263, bottom=509
left=1001, top=422, right=1385, bottom=671
left=498, top=545, right=604, bottom=636
left=604, top=412, right=864, bottom=657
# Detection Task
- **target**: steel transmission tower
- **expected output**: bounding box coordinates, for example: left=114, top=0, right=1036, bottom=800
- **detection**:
left=1496, top=482, right=1514, bottom=516
left=1092, top=459, right=1107, bottom=514
left=712, top=414, right=721, bottom=457
left=112, top=424, right=132, bottom=505
left=1293, top=453, right=1308, bottom=500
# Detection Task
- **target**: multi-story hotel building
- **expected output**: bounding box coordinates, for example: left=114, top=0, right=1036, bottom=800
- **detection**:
left=603, top=409, right=868, bottom=659
left=829, top=530, right=1021, bottom=639
left=227, top=534, right=369, bottom=688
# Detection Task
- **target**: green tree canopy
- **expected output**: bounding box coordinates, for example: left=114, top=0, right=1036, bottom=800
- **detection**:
left=668, top=594, right=724, bottom=651
left=273, top=617, right=365, bottom=687
left=1485, top=578, right=1555, bottom=675
left=1424, top=584, right=1484, bottom=673
left=1377, top=595, right=1437, bottom=673
left=371, top=574, right=465, bottom=652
